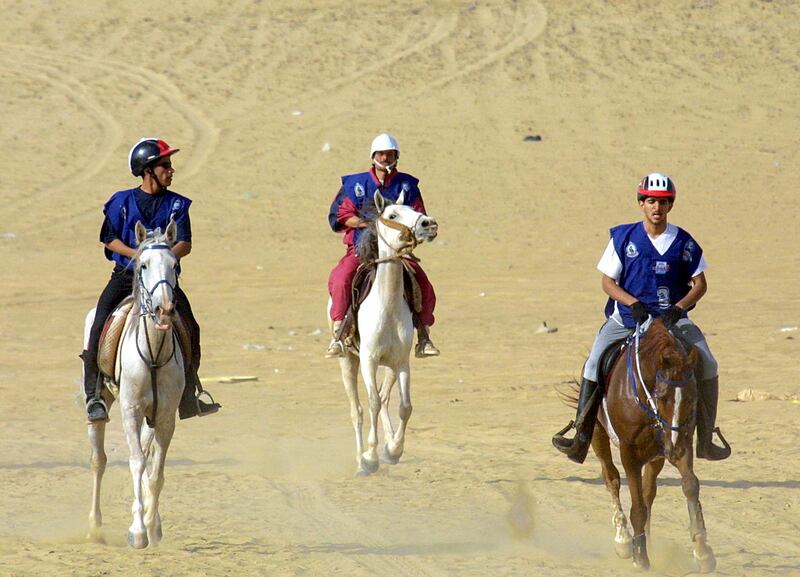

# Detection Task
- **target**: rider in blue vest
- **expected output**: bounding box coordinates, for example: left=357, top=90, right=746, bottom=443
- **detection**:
left=81, top=138, right=221, bottom=422
left=552, top=173, right=731, bottom=463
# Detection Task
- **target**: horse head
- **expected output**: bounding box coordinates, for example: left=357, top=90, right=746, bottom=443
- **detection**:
left=134, top=220, right=179, bottom=330
left=373, top=190, right=438, bottom=256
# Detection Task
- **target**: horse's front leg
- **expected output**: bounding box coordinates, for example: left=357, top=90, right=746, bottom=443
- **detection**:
left=339, top=354, right=366, bottom=475
left=378, top=367, right=397, bottom=450
left=143, top=417, right=175, bottom=546
left=673, top=450, right=716, bottom=573
left=87, top=420, right=107, bottom=544
left=385, top=362, right=412, bottom=464
left=359, top=356, right=381, bottom=475
left=122, top=405, right=149, bottom=549
left=592, top=426, right=631, bottom=559
left=621, top=446, right=650, bottom=570
left=643, top=457, right=665, bottom=538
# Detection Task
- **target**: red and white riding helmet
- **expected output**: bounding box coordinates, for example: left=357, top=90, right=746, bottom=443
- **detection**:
left=637, top=172, right=676, bottom=200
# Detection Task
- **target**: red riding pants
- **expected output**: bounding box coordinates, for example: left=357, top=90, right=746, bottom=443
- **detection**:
left=328, top=247, right=436, bottom=326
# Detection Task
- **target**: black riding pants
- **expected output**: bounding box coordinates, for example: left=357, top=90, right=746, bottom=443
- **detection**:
left=84, top=265, right=201, bottom=399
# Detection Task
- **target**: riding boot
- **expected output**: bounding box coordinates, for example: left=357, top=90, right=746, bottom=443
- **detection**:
left=552, top=378, right=601, bottom=464
left=325, top=320, right=345, bottom=358
left=81, top=349, right=108, bottom=422
left=696, top=376, right=731, bottom=460
left=178, top=366, right=221, bottom=420
left=415, top=325, right=440, bottom=358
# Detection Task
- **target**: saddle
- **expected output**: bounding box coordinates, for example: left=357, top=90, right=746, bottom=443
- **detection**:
left=598, top=338, right=629, bottom=393
left=336, top=259, right=422, bottom=354
left=97, top=296, right=192, bottom=383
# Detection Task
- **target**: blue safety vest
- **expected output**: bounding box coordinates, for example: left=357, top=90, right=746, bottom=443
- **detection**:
left=103, top=187, right=191, bottom=270
left=605, top=222, right=703, bottom=328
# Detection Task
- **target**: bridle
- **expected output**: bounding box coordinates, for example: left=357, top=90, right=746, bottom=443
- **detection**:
left=372, top=213, right=425, bottom=265
left=132, top=242, right=178, bottom=427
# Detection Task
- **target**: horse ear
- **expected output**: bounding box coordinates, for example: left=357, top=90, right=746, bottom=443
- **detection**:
left=396, top=190, right=405, bottom=205
left=135, top=221, right=147, bottom=245
left=165, top=219, right=178, bottom=245
left=374, top=190, right=386, bottom=213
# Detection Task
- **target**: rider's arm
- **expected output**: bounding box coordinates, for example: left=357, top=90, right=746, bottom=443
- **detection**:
left=104, top=239, right=137, bottom=259
left=601, top=274, right=639, bottom=307
left=172, top=241, right=192, bottom=259
left=675, top=273, right=707, bottom=310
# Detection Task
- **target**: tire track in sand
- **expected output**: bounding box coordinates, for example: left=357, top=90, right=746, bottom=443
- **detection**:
left=1, top=42, right=219, bottom=231
left=306, top=0, right=548, bottom=133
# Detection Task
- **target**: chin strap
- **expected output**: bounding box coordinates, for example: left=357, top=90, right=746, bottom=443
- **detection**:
left=373, top=159, right=397, bottom=174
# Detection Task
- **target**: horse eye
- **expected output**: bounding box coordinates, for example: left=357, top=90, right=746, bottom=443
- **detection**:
left=389, top=213, right=398, bottom=220
left=141, top=264, right=148, bottom=270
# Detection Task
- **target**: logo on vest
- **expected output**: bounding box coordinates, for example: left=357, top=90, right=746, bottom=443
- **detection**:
left=354, top=183, right=365, bottom=198
left=657, top=286, right=670, bottom=309
left=654, top=261, right=670, bottom=274
left=682, top=240, right=695, bottom=262
left=401, top=182, right=410, bottom=194
left=625, top=242, right=639, bottom=258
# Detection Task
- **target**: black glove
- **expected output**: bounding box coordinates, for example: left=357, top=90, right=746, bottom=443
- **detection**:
left=661, top=305, right=684, bottom=327
left=630, top=301, right=649, bottom=325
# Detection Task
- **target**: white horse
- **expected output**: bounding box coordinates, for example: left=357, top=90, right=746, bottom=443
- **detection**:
left=328, top=190, right=438, bottom=476
left=83, top=221, right=185, bottom=548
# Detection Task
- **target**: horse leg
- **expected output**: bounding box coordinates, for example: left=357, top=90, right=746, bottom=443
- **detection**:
left=339, top=354, right=366, bottom=475
left=673, top=451, right=716, bottom=573
left=143, top=419, right=175, bottom=546
left=592, top=427, right=631, bottom=559
left=643, top=458, right=665, bottom=539
left=359, top=357, right=381, bottom=475
left=87, top=420, right=107, bottom=544
left=122, top=407, right=149, bottom=549
left=621, top=446, right=650, bottom=570
left=379, top=368, right=398, bottom=462
left=385, top=362, right=412, bottom=464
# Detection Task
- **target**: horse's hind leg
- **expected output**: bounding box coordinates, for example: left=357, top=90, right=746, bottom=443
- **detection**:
left=385, top=362, right=412, bottom=464
left=340, top=354, right=367, bottom=475
left=592, top=427, right=632, bottom=559
left=621, top=447, right=650, bottom=570
left=87, top=421, right=107, bottom=543
left=673, top=452, right=716, bottom=573
left=643, top=458, right=665, bottom=538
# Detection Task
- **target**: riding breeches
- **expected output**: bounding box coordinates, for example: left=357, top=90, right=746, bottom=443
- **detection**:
left=583, top=317, right=718, bottom=382
left=327, top=246, right=436, bottom=326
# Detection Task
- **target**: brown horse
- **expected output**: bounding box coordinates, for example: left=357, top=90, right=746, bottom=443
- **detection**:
left=591, top=318, right=716, bottom=572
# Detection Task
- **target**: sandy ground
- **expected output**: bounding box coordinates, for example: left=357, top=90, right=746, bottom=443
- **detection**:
left=1, top=0, right=799, bottom=575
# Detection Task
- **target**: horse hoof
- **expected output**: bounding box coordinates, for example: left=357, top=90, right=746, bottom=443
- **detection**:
left=632, top=558, right=650, bottom=571
left=360, top=454, right=379, bottom=474
left=128, top=531, right=149, bottom=549
left=148, top=526, right=163, bottom=546
left=86, top=528, right=106, bottom=544
left=380, top=446, right=401, bottom=464
left=695, top=548, right=716, bottom=573
left=615, top=540, right=632, bottom=559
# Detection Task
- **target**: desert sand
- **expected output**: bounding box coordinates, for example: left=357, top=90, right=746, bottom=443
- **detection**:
left=1, top=1, right=798, bottom=575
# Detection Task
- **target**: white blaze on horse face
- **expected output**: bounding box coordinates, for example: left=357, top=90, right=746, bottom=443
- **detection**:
left=139, top=248, right=177, bottom=324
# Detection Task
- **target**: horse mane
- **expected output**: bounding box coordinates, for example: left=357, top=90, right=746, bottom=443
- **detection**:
left=354, top=205, right=380, bottom=262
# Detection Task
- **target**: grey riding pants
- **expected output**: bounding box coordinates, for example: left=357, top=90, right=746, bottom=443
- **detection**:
left=583, top=317, right=718, bottom=382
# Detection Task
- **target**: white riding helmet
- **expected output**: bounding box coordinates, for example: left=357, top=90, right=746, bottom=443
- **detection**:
left=370, top=133, right=400, bottom=174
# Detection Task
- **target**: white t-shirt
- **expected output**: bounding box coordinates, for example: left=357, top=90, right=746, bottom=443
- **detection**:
left=598, top=223, right=707, bottom=324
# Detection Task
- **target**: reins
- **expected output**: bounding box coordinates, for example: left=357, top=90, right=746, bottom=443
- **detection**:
left=626, top=319, right=693, bottom=433
left=131, top=242, right=178, bottom=428
left=370, top=214, right=423, bottom=265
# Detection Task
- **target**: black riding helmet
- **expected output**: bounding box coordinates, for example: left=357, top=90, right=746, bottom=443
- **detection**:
left=128, top=138, right=180, bottom=177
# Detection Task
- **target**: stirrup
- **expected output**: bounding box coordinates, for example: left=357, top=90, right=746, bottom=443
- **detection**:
left=552, top=420, right=577, bottom=449
left=325, top=339, right=344, bottom=358
left=86, top=398, right=110, bottom=423
left=415, top=339, right=440, bottom=358
left=698, top=427, right=731, bottom=460
left=196, top=390, right=221, bottom=417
